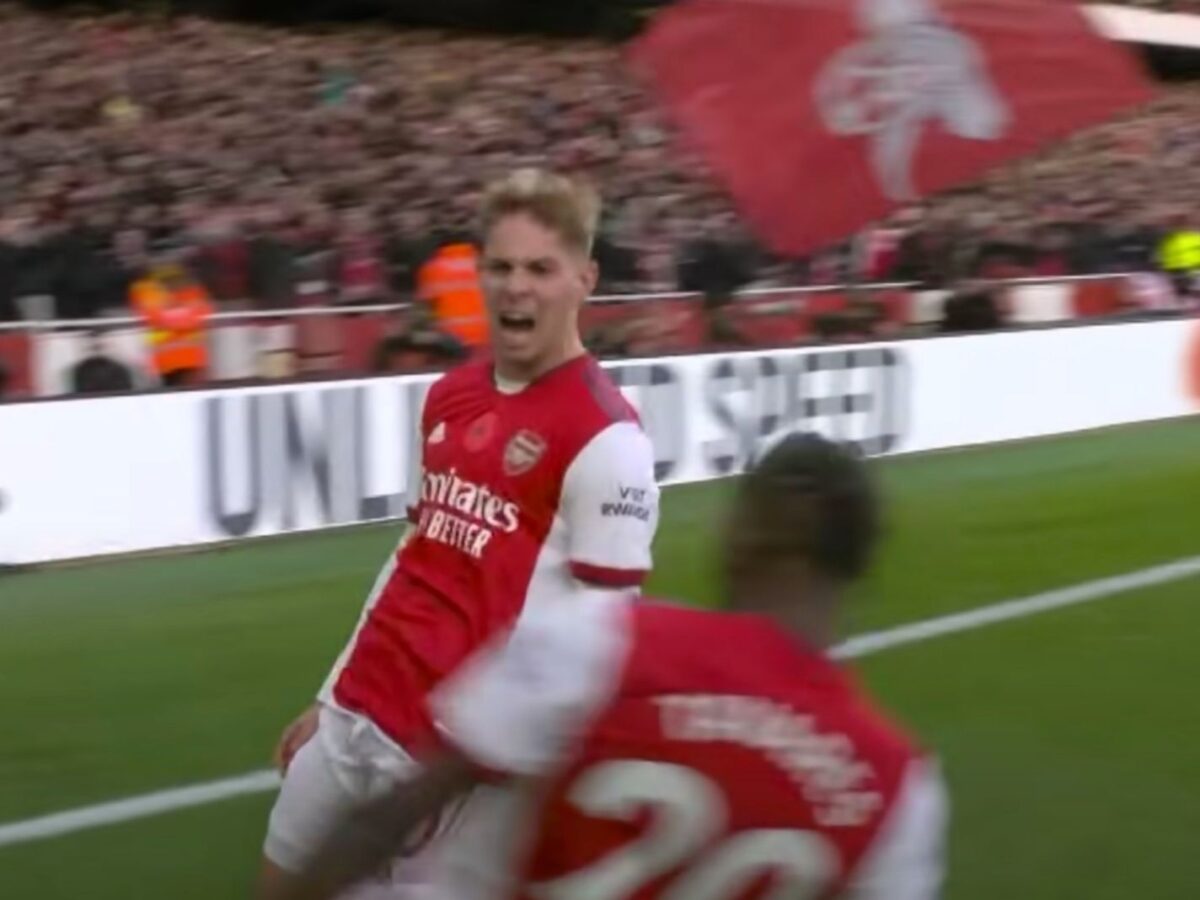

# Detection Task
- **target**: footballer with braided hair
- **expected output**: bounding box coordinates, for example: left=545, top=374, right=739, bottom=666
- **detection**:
left=299, top=433, right=946, bottom=900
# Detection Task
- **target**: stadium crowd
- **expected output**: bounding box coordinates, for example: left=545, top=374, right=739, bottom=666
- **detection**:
left=0, top=4, right=1197, bottom=327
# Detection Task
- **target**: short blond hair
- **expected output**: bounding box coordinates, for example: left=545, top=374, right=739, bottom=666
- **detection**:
left=480, top=169, right=602, bottom=257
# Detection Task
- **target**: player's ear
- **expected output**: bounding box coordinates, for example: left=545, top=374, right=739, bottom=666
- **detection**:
left=580, top=257, right=598, bottom=298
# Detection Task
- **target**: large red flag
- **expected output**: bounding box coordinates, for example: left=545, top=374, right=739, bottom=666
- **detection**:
left=630, top=0, right=1154, bottom=256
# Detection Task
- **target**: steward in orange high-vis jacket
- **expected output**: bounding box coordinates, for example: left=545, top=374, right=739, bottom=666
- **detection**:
left=417, top=241, right=489, bottom=348
left=130, top=264, right=214, bottom=387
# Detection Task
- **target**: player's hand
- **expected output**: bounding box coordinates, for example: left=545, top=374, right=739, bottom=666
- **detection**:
left=274, top=704, right=320, bottom=774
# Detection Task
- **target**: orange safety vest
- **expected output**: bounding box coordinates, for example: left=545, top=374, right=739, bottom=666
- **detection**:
left=130, top=279, right=214, bottom=376
left=418, top=244, right=489, bottom=347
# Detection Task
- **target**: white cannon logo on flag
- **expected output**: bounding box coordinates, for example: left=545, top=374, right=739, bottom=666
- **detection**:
left=814, top=0, right=1010, bottom=201
left=633, top=0, right=1151, bottom=255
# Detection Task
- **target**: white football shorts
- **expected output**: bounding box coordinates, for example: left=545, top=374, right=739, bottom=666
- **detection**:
left=263, top=705, right=421, bottom=877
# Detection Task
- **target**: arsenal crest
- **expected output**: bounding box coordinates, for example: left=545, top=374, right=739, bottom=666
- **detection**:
left=503, top=430, right=547, bottom=477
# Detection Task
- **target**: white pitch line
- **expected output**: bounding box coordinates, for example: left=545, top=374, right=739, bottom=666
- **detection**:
left=3, top=554, right=1199, bottom=851
left=0, top=770, right=281, bottom=849
left=833, top=554, right=1200, bottom=660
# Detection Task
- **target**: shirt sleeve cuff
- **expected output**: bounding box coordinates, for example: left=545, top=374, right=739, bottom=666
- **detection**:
left=570, top=560, right=647, bottom=588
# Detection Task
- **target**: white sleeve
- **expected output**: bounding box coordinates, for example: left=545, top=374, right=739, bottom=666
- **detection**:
left=430, top=592, right=631, bottom=777
left=843, top=759, right=949, bottom=900
left=561, top=422, right=660, bottom=588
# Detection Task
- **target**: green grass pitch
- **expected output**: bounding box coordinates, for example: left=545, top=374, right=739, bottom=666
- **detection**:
left=1, top=417, right=1198, bottom=898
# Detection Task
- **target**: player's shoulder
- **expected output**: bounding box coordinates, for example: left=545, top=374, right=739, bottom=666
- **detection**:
left=626, top=603, right=920, bottom=760
left=551, top=355, right=640, bottom=435
left=551, top=357, right=654, bottom=473
left=426, top=357, right=492, bottom=405
left=629, top=602, right=780, bottom=660
left=629, top=600, right=720, bottom=646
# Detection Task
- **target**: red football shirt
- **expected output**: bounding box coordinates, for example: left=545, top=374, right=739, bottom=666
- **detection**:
left=322, top=355, right=660, bottom=749
left=432, top=600, right=947, bottom=899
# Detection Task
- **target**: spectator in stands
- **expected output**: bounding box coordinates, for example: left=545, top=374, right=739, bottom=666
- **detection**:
left=940, top=276, right=1005, bottom=333
left=370, top=308, right=469, bottom=373
left=0, top=9, right=740, bottom=305
left=889, top=235, right=935, bottom=286
left=0, top=215, right=57, bottom=318
left=417, top=230, right=486, bottom=352
left=592, top=221, right=641, bottom=294
left=380, top=210, right=429, bottom=300
left=56, top=213, right=138, bottom=319
left=246, top=209, right=299, bottom=310
left=1156, top=214, right=1200, bottom=301
left=0, top=3, right=1192, bottom=354
left=0, top=219, right=27, bottom=323
left=69, top=331, right=135, bottom=395
left=0, top=255, right=16, bottom=323
left=189, top=210, right=251, bottom=307
left=856, top=218, right=909, bottom=282
left=968, top=217, right=1034, bottom=280
left=582, top=319, right=634, bottom=358
left=129, top=261, right=214, bottom=387
left=679, top=228, right=756, bottom=297
left=1104, top=215, right=1162, bottom=273
left=677, top=223, right=757, bottom=346
left=335, top=207, right=387, bottom=307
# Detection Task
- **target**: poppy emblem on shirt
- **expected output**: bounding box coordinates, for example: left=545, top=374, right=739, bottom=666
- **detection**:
left=503, top=430, right=547, bottom=477
left=465, top=412, right=498, bottom=452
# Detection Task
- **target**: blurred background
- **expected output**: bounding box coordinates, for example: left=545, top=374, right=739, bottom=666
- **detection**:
left=1, top=4, right=1200, bottom=900
left=0, top=0, right=1199, bottom=398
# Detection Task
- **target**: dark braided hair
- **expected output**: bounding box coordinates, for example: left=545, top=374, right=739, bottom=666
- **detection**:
left=728, top=433, right=881, bottom=583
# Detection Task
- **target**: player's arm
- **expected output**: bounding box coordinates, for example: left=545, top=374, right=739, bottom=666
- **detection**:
left=286, top=752, right=477, bottom=900
left=273, top=521, right=415, bottom=772
left=562, top=421, right=660, bottom=591
left=294, top=597, right=629, bottom=899
left=842, top=759, right=949, bottom=900
left=431, top=591, right=629, bottom=776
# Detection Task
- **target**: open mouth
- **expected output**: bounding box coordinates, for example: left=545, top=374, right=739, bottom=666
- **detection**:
left=498, top=312, right=536, bottom=333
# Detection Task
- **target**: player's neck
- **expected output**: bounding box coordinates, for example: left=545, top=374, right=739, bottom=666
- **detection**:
left=494, top=335, right=586, bottom=385
left=732, top=577, right=841, bottom=651
left=774, top=602, right=839, bottom=652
